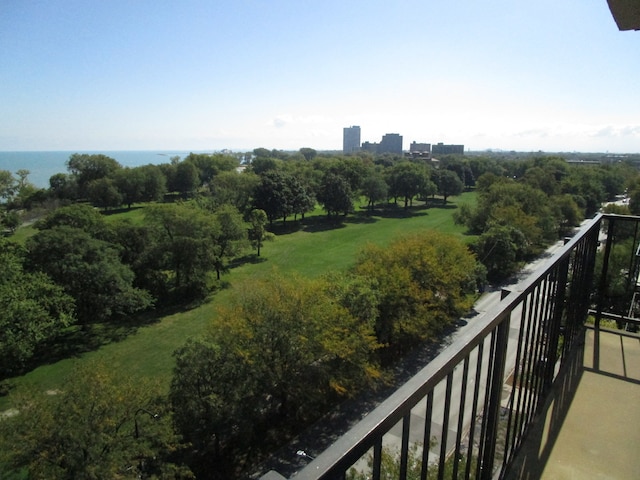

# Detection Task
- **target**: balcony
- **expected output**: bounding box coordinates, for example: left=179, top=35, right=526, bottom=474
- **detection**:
left=259, top=213, right=640, bottom=480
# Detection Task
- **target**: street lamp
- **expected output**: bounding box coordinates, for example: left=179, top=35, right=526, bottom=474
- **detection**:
left=296, top=450, right=314, bottom=461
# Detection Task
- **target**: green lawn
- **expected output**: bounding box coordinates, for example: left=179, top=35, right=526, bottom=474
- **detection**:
left=0, top=192, right=477, bottom=410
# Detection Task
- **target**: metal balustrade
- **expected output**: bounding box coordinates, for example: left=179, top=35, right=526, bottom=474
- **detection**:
left=261, top=213, right=638, bottom=480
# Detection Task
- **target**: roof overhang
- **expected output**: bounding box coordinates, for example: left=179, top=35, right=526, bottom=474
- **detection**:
left=607, top=0, right=640, bottom=30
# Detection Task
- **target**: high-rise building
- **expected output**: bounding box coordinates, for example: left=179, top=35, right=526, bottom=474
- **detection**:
left=343, top=126, right=361, bottom=154
left=378, top=133, right=403, bottom=154
left=432, top=142, right=464, bottom=155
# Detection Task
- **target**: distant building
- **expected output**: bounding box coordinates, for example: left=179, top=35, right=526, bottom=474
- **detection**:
left=343, top=126, right=361, bottom=154
left=361, top=141, right=378, bottom=153
left=407, top=141, right=432, bottom=159
left=432, top=142, right=464, bottom=155
left=378, top=133, right=403, bottom=154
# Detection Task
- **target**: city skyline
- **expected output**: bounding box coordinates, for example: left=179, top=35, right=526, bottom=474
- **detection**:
left=1, top=1, right=639, bottom=153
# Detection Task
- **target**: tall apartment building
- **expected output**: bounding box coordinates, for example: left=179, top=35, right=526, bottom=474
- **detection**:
left=432, top=142, right=464, bottom=155
left=343, top=126, right=361, bottom=154
left=378, top=133, right=403, bottom=154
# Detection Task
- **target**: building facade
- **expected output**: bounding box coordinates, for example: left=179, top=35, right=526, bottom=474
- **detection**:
left=343, top=126, right=361, bottom=154
left=431, top=142, right=464, bottom=155
left=378, top=133, right=403, bottom=154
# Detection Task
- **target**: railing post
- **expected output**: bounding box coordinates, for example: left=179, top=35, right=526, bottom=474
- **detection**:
left=479, top=289, right=511, bottom=479
left=544, top=259, right=569, bottom=394
left=594, top=217, right=616, bottom=370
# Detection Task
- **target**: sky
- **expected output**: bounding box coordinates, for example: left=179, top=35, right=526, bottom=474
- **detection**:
left=1, top=0, right=639, bottom=153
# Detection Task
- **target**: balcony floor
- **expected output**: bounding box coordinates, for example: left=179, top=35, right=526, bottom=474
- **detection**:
left=507, top=327, right=640, bottom=479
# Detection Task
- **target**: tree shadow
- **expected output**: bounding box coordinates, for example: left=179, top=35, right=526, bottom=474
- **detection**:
left=101, top=205, right=145, bottom=216
left=0, top=302, right=202, bottom=382
left=228, top=254, right=268, bottom=269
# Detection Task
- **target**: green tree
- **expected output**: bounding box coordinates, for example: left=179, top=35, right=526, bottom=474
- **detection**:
left=247, top=208, right=273, bottom=256
left=49, top=172, right=78, bottom=200
left=210, top=170, right=259, bottom=213
left=386, top=162, right=430, bottom=208
left=145, top=203, right=218, bottom=299
left=0, top=169, right=17, bottom=201
left=0, top=361, right=191, bottom=479
left=299, top=147, right=317, bottom=161
left=183, top=153, right=238, bottom=186
left=66, top=153, right=121, bottom=198
left=26, top=226, right=152, bottom=322
left=211, top=204, right=248, bottom=280
left=435, top=169, right=464, bottom=203
left=317, top=172, right=353, bottom=217
left=361, top=172, right=389, bottom=211
left=352, top=231, right=477, bottom=352
left=173, top=161, right=200, bottom=197
left=252, top=170, right=293, bottom=225
left=36, top=203, right=108, bottom=238
left=0, top=240, right=75, bottom=376
left=1, top=210, right=20, bottom=233
left=473, top=225, right=528, bottom=282
left=170, top=274, right=380, bottom=476
left=87, top=177, right=123, bottom=210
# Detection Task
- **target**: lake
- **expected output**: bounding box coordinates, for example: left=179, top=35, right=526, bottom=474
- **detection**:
left=0, top=151, right=202, bottom=188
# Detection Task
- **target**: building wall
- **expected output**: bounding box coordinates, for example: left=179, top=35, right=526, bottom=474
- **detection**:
left=431, top=142, right=464, bottom=155
left=379, top=133, right=403, bottom=154
left=343, top=126, right=361, bottom=154
left=410, top=142, right=431, bottom=153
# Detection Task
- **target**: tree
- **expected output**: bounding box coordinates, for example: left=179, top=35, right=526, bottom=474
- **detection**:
left=317, top=172, right=353, bottom=217
left=26, top=226, right=152, bottom=322
left=473, top=225, right=528, bottom=282
left=49, top=172, right=78, bottom=200
left=288, top=175, right=316, bottom=220
left=36, top=203, right=110, bottom=239
left=252, top=170, right=293, bottom=225
left=210, top=170, right=259, bottom=213
left=66, top=153, right=121, bottom=198
left=145, top=203, right=218, bottom=299
left=170, top=273, right=380, bottom=476
left=0, top=169, right=16, bottom=201
left=111, top=165, right=166, bottom=208
left=1, top=210, right=20, bottom=233
left=183, top=153, right=238, bottom=186
left=386, top=162, right=430, bottom=208
left=113, top=167, right=146, bottom=209
left=0, top=240, right=75, bottom=377
left=87, top=177, right=123, bottom=210
left=435, top=169, right=463, bottom=203
left=211, top=204, right=248, bottom=280
left=352, top=231, right=477, bottom=352
left=361, top=172, right=389, bottom=211
left=247, top=208, right=272, bottom=256
left=173, top=161, right=200, bottom=197
left=299, top=147, right=317, bottom=161
left=0, top=361, right=191, bottom=479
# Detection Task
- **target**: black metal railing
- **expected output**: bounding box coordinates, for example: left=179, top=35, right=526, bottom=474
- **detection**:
left=261, top=213, right=637, bottom=480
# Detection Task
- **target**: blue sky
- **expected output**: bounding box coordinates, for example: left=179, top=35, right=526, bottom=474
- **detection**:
left=1, top=0, right=638, bottom=153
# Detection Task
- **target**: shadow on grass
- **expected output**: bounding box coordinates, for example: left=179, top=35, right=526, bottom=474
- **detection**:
left=228, top=253, right=268, bottom=269
left=0, top=301, right=206, bottom=383
left=266, top=202, right=444, bottom=236
left=101, top=205, right=145, bottom=216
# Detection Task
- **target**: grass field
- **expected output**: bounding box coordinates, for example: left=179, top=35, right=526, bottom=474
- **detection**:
left=0, top=192, right=477, bottom=410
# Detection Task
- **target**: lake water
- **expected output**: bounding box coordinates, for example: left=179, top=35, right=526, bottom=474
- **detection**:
left=0, top=151, right=201, bottom=188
